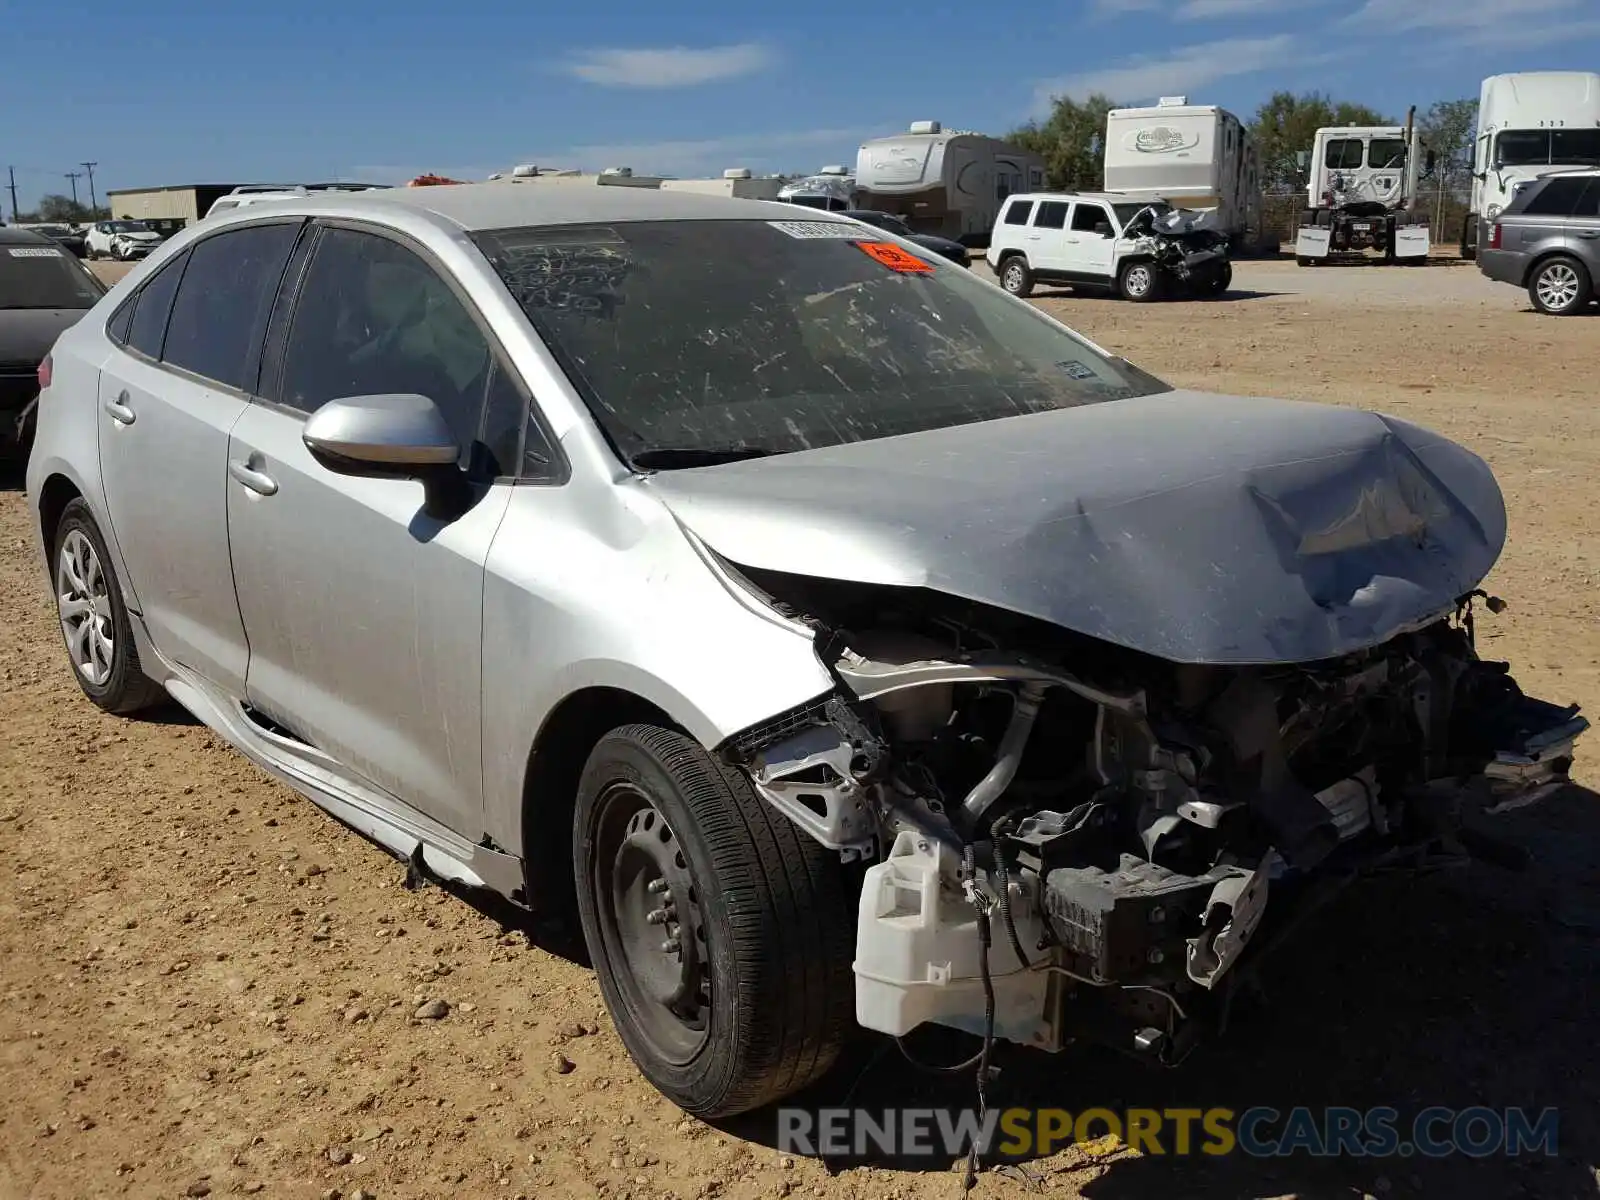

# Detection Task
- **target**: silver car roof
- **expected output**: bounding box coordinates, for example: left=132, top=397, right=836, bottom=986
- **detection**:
left=266, top=182, right=855, bottom=232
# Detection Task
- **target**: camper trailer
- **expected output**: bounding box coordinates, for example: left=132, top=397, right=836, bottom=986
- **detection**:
left=1462, top=72, right=1600, bottom=259
left=1103, top=98, right=1269, bottom=253
left=660, top=168, right=786, bottom=201
left=854, top=121, right=1046, bottom=246
left=777, top=165, right=859, bottom=211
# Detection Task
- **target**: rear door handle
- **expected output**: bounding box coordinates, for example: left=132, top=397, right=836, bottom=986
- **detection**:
left=1577, top=231, right=1600, bottom=239
left=103, top=392, right=135, bottom=425
left=229, top=459, right=278, bottom=496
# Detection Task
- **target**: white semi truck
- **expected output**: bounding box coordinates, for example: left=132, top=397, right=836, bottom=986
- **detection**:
left=853, top=121, right=1046, bottom=246
left=1103, top=97, right=1272, bottom=254
left=1293, top=108, right=1433, bottom=265
left=1461, top=71, right=1600, bottom=260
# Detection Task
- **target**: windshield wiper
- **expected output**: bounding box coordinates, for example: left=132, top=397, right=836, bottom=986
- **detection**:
left=631, top=444, right=785, bottom=469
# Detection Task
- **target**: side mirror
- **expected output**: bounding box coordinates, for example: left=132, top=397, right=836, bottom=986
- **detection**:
left=1094, top=222, right=1113, bottom=237
left=1294, top=150, right=1310, bottom=172
left=302, top=393, right=472, bottom=520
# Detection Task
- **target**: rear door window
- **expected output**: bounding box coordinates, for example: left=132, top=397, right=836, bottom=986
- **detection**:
left=1523, top=177, right=1589, bottom=217
left=1033, top=201, right=1069, bottom=229
left=124, top=250, right=189, bottom=360
left=161, top=222, right=301, bottom=392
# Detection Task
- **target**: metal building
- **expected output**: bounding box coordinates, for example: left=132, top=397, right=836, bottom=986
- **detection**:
left=103, top=184, right=251, bottom=235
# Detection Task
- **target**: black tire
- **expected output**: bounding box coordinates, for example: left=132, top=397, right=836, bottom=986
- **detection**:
left=51, top=498, right=166, bottom=715
left=1204, top=261, right=1232, bottom=297
left=1117, top=259, right=1161, bottom=302
left=1459, top=213, right=1478, bottom=262
left=85, top=246, right=98, bottom=261
left=1295, top=255, right=1314, bottom=267
left=573, top=724, right=855, bottom=1118
left=1527, top=255, right=1591, bottom=316
left=997, top=254, right=1034, bottom=297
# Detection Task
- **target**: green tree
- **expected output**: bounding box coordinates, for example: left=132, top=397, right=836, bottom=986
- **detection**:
left=1009, top=93, right=1121, bottom=191
left=35, top=194, right=105, bottom=223
left=1419, top=98, right=1479, bottom=195
left=1249, top=92, right=1391, bottom=189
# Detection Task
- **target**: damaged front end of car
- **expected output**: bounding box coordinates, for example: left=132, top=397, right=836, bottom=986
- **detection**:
left=1124, top=205, right=1231, bottom=292
left=718, top=575, right=1586, bottom=1064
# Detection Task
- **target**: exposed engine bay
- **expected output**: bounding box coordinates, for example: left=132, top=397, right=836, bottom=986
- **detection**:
left=1124, top=205, right=1231, bottom=292
left=720, top=569, right=1588, bottom=1064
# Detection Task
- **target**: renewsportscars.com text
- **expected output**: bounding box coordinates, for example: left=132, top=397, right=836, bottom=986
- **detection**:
left=777, top=1105, right=1560, bottom=1160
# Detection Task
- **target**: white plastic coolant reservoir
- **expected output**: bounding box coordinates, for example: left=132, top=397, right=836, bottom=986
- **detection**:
left=853, top=830, right=1052, bottom=1044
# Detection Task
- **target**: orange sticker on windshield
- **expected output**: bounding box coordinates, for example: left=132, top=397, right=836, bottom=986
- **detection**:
left=854, top=241, right=934, bottom=273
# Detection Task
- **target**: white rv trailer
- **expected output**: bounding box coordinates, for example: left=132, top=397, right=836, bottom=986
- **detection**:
left=1462, top=72, right=1600, bottom=259
left=1103, top=97, right=1269, bottom=252
left=854, top=121, right=1046, bottom=245
left=776, top=165, right=859, bottom=211
left=661, top=168, right=786, bottom=201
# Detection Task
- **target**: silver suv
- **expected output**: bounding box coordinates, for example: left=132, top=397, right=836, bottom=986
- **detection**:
left=1478, top=169, right=1600, bottom=315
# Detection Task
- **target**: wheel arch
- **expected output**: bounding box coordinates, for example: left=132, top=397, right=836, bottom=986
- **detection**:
left=518, top=684, right=685, bottom=912
left=37, top=472, right=84, bottom=556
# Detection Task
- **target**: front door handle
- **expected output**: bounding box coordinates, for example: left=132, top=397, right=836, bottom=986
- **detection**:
left=103, top=392, right=135, bottom=425
left=229, top=459, right=279, bottom=496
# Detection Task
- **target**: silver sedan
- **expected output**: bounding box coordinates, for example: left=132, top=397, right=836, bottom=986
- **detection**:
left=25, top=183, right=1586, bottom=1118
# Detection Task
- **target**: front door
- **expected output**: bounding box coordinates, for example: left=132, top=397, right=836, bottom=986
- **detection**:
left=1065, top=202, right=1118, bottom=280
left=226, top=222, right=524, bottom=838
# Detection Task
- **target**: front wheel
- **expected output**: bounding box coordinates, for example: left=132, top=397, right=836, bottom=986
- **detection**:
left=1203, top=261, right=1232, bottom=296
left=998, top=255, right=1034, bottom=297
left=52, top=499, right=166, bottom=714
left=1117, top=259, right=1160, bottom=302
left=573, top=725, right=855, bottom=1118
left=1528, top=255, right=1591, bottom=316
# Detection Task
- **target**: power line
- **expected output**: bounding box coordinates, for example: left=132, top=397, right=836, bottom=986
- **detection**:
left=64, top=170, right=82, bottom=205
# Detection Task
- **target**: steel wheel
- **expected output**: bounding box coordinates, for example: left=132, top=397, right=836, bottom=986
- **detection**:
left=589, top=780, right=712, bottom=1065
left=1121, top=263, right=1155, bottom=299
left=1000, top=257, right=1032, bottom=296
left=56, top=528, right=115, bottom=687
left=1533, top=261, right=1582, bottom=314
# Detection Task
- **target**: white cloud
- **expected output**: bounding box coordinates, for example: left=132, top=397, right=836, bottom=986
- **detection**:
left=1343, top=0, right=1584, bottom=42
left=563, top=43, right=772, bottom=88
left=1033, top=34, right=1296, bottom=109
left=1177, top=0, right=1298, bottom=17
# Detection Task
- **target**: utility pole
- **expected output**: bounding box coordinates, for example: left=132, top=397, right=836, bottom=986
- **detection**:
left=65, top=170, right=82, bottom=206
left=6, top=167, right=18, bottom=223
left=81, top=161, right=99, bottom=213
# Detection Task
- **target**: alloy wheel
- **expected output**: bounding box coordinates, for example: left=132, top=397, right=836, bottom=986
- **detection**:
left=57, top=529, right=115, bottom=686
left=1536, top=263, right=1580, bottom=312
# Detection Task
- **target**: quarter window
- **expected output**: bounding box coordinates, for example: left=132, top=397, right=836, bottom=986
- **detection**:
left=1571, top=178, right=1600, bottom=219
left=1002, top=200, right=1034, bottom=226
left=161, top=223, right=301, bottom=392
left=1523, top=176, right=1590, bottom=217
left=275, top=226, right=520, bottom=475
left=124, top=250, right=188, bottom=360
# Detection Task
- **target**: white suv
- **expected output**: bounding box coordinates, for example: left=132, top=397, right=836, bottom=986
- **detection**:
left=84, top=220, right=162, bottom=261
left=985, top=192, right=1231, bottom=302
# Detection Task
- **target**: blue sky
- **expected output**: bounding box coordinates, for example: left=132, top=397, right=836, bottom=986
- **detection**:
left=4, top=0, right=1599, bottom=209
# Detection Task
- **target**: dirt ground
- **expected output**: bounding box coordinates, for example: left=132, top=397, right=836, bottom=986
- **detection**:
left=3, top=256, right=1598, bottom=1200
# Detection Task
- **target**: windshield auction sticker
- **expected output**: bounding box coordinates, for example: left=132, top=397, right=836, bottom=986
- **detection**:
left=767, top=220, right=875, bottom=239
left=8, top=247, right=63, bottom=258
left=854, top=241, right=934, bottom=274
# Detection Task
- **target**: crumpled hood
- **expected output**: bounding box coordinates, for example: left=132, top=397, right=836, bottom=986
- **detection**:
left=641, top=390, right=1507, bottom=665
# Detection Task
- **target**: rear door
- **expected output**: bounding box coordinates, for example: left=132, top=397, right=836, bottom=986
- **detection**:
left=1563, top=177, right=1600, bottom=276
left=225, top=221, right=523, bottom=837
left=95, top=220, right=301, bottom=694
left=1028, top=200, right=1071, bottom=272
left=1512, top=175, right=1589, bottom=257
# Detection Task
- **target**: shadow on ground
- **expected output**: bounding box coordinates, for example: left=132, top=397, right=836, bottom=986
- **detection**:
left=719, top=785, right=1600, bottom=1198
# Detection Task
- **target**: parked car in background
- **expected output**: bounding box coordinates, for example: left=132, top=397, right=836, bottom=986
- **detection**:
left=25, top=186, right=1586, bottom=1122
left=84, top=220, right=162, bottom=261
left=1, top=226, right=105, bottom=459
left=841, top=208, right=970, bottom=265
left=986, top=192, right=1232, bottom=300
left=1477, top=169, right=1600, bottom=315
left=28, top=224, right=88, bottom=257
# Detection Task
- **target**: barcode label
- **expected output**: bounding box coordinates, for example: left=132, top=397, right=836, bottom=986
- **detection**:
left=767, top=220, right=866, bottom=240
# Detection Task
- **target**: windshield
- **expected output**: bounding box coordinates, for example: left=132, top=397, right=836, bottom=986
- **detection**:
left=473, top=219, right=1170, bottom=467
left=1497, top=128, right=1600, bottom=167
left=0, top=244, right=106, bottom=309
left=107, top=221, right=150, bottom=233
left=1112, top=202, right=1172, bottom=225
